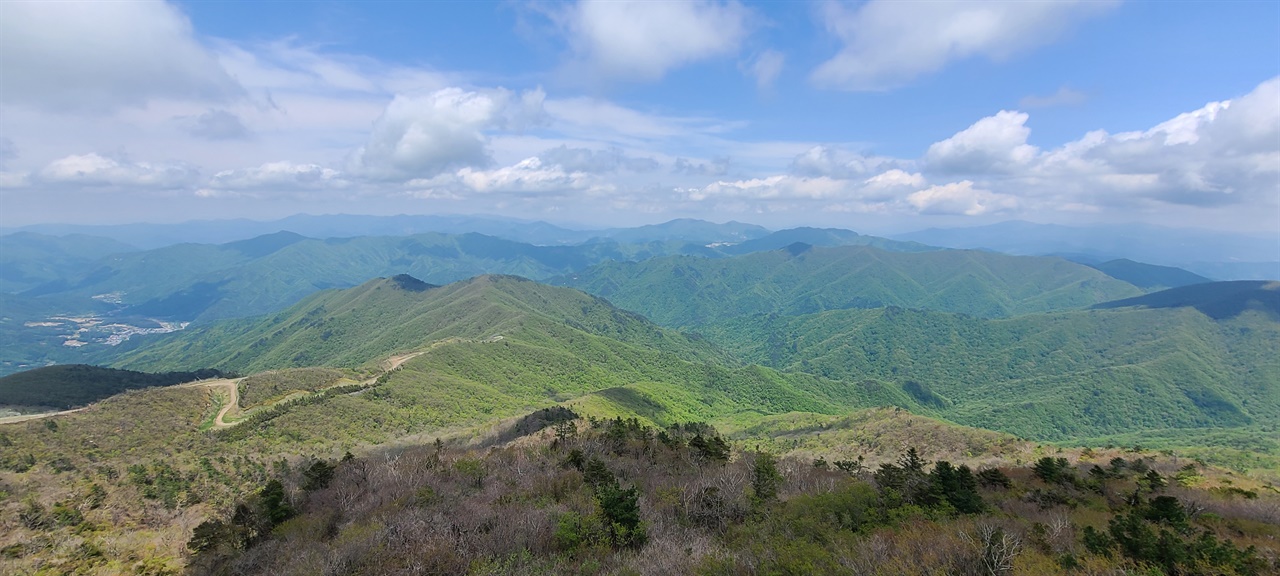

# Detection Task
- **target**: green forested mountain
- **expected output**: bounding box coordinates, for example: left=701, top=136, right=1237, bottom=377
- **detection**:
left=701, top=304, right=1280, bottom=443
left=1085, top=258, right=1211, bottom=290
left=556, top=244, right=1144, bottom=327
left=4, top=270, right=1279, bottom=574
left=98, top=274, right=945, bottom=442
left=717, top=227, right=935, bottom=255
left=109, top=274, right=725, bottom=374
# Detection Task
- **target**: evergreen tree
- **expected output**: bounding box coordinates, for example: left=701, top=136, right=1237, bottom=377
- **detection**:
left=751, top=452, right=782, bottom=507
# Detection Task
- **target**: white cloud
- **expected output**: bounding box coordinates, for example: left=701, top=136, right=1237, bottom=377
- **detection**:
left=0, top=0, right=243, bottom=112
left=1028, top=78, right=1280, bottom=209
left=812, top=0, right=1117, bottom=91
left=926, top=111, right=1039, bottom=174
left=905, top=181, right=1017, bottom=216
left=744, top=50, right=786, bottom=90
left=403, top=157, right=607, bottom=200
left=555, top=0, right=753, bottom=82
left=35, top=153, right=198, bottom=188
left=864, top=169, right=925, bottom=190
left=791, top=145, right=900, bottom=178
left=349, top=87, right=547, bottom=180
left=205, top=161, right=347, bottom=192
left=692, top=175, right=847, bottom=201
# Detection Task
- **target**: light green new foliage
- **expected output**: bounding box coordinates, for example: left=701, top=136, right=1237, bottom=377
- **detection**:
left=702, top=305, right=1280, bottom=445
left=555, top=244, right=1143, bottom=327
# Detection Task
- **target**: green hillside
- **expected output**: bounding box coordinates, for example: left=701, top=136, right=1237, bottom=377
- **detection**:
left=556, top=244, right=1144, bottom=327
left=702, top=305, right=1280, bottom=444
left=109, top=274, right=727, bottom=375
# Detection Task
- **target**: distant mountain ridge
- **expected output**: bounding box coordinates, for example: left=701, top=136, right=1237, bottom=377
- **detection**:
left=555, top=244, right=1144, bottom=327
left=894, top=220, right=1280, bottom=280
left=3, top=215, right=773, bottom=249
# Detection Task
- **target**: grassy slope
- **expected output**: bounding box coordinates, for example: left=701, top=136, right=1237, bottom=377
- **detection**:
left=556, top=244, right=1143, bottom=327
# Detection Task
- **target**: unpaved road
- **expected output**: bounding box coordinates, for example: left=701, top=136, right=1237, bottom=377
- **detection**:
left=184, top=378, right=244, bottom=428
left=0, top=408, right=86, bottom=425
left=0, top=350, right=435, bottom=429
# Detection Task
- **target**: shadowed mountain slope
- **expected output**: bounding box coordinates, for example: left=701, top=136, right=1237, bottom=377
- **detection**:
left=1092, top=280, right=1280, bottom=319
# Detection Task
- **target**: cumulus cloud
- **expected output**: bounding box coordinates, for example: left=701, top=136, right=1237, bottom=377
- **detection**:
left=791, top=145, right=901, bottom=178
left=404, top=157, right=607, bottom=199
left=864, top=169, right=926, bottom=191
left=538, top=145, right=658, bottom=173
left=690, top=175, right=847, bottom=201
left=350, top=87, right=547, bottom=180
left=1027, top=78, right=1279, bottom=209
left=906, top=181, right=1017, bottom=216
left=926, top=111, right=1039, bottom=174
left=184, top=109, right=254, bottom=141
left=205, top=162, right=347, bottom=192
left=35, top=153, right=198, bottom=188
left=812, top=1, right=1116, bottom=91
left=0, top=0, right=243, bottom=112
left=555, top=0, right=753, bottom=82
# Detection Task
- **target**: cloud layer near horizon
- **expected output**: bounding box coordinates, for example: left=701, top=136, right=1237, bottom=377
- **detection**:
left=0, top=0, right=1275, bottom=233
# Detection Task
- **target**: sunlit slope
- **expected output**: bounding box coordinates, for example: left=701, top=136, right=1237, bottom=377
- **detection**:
left=555, top=244, right=1143, bottom=327
left=111, top=274, right=727, bottom=374
left=703, top=304, right=1280, bottom=441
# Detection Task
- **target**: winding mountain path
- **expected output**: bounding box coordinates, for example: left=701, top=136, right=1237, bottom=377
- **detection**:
left=0, top=348, right=441, bottom=430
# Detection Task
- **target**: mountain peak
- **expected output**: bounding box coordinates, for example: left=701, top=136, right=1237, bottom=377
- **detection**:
left=387, top=274, right=435, bottom=292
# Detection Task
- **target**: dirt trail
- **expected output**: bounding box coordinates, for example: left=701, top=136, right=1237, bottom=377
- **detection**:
left=0, top=348, right=442, bottom=430
left=0, top=408, right=86, bottom=425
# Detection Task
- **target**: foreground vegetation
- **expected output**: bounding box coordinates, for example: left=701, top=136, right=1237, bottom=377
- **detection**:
left=192, top=419, right=1279, bottom=575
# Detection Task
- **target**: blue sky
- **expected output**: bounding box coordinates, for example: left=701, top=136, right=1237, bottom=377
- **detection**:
left=0, top=1, right=1276, bottom=234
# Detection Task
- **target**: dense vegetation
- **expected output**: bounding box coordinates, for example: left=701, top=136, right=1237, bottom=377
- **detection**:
left=109, top=274, right=725, bottom=375
left=1, top=221, right=1277, bottom=575
left=701, top=304, right=1280, bottom=448
left=189, top=419, right=1279, bottom=575
left=0, top=364, right=225, bottom=410
left=555, top=244, right=1143, bottom=327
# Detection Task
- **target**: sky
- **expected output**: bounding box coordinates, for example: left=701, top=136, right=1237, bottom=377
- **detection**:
left=0, top=0, right=1277, bottom=235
